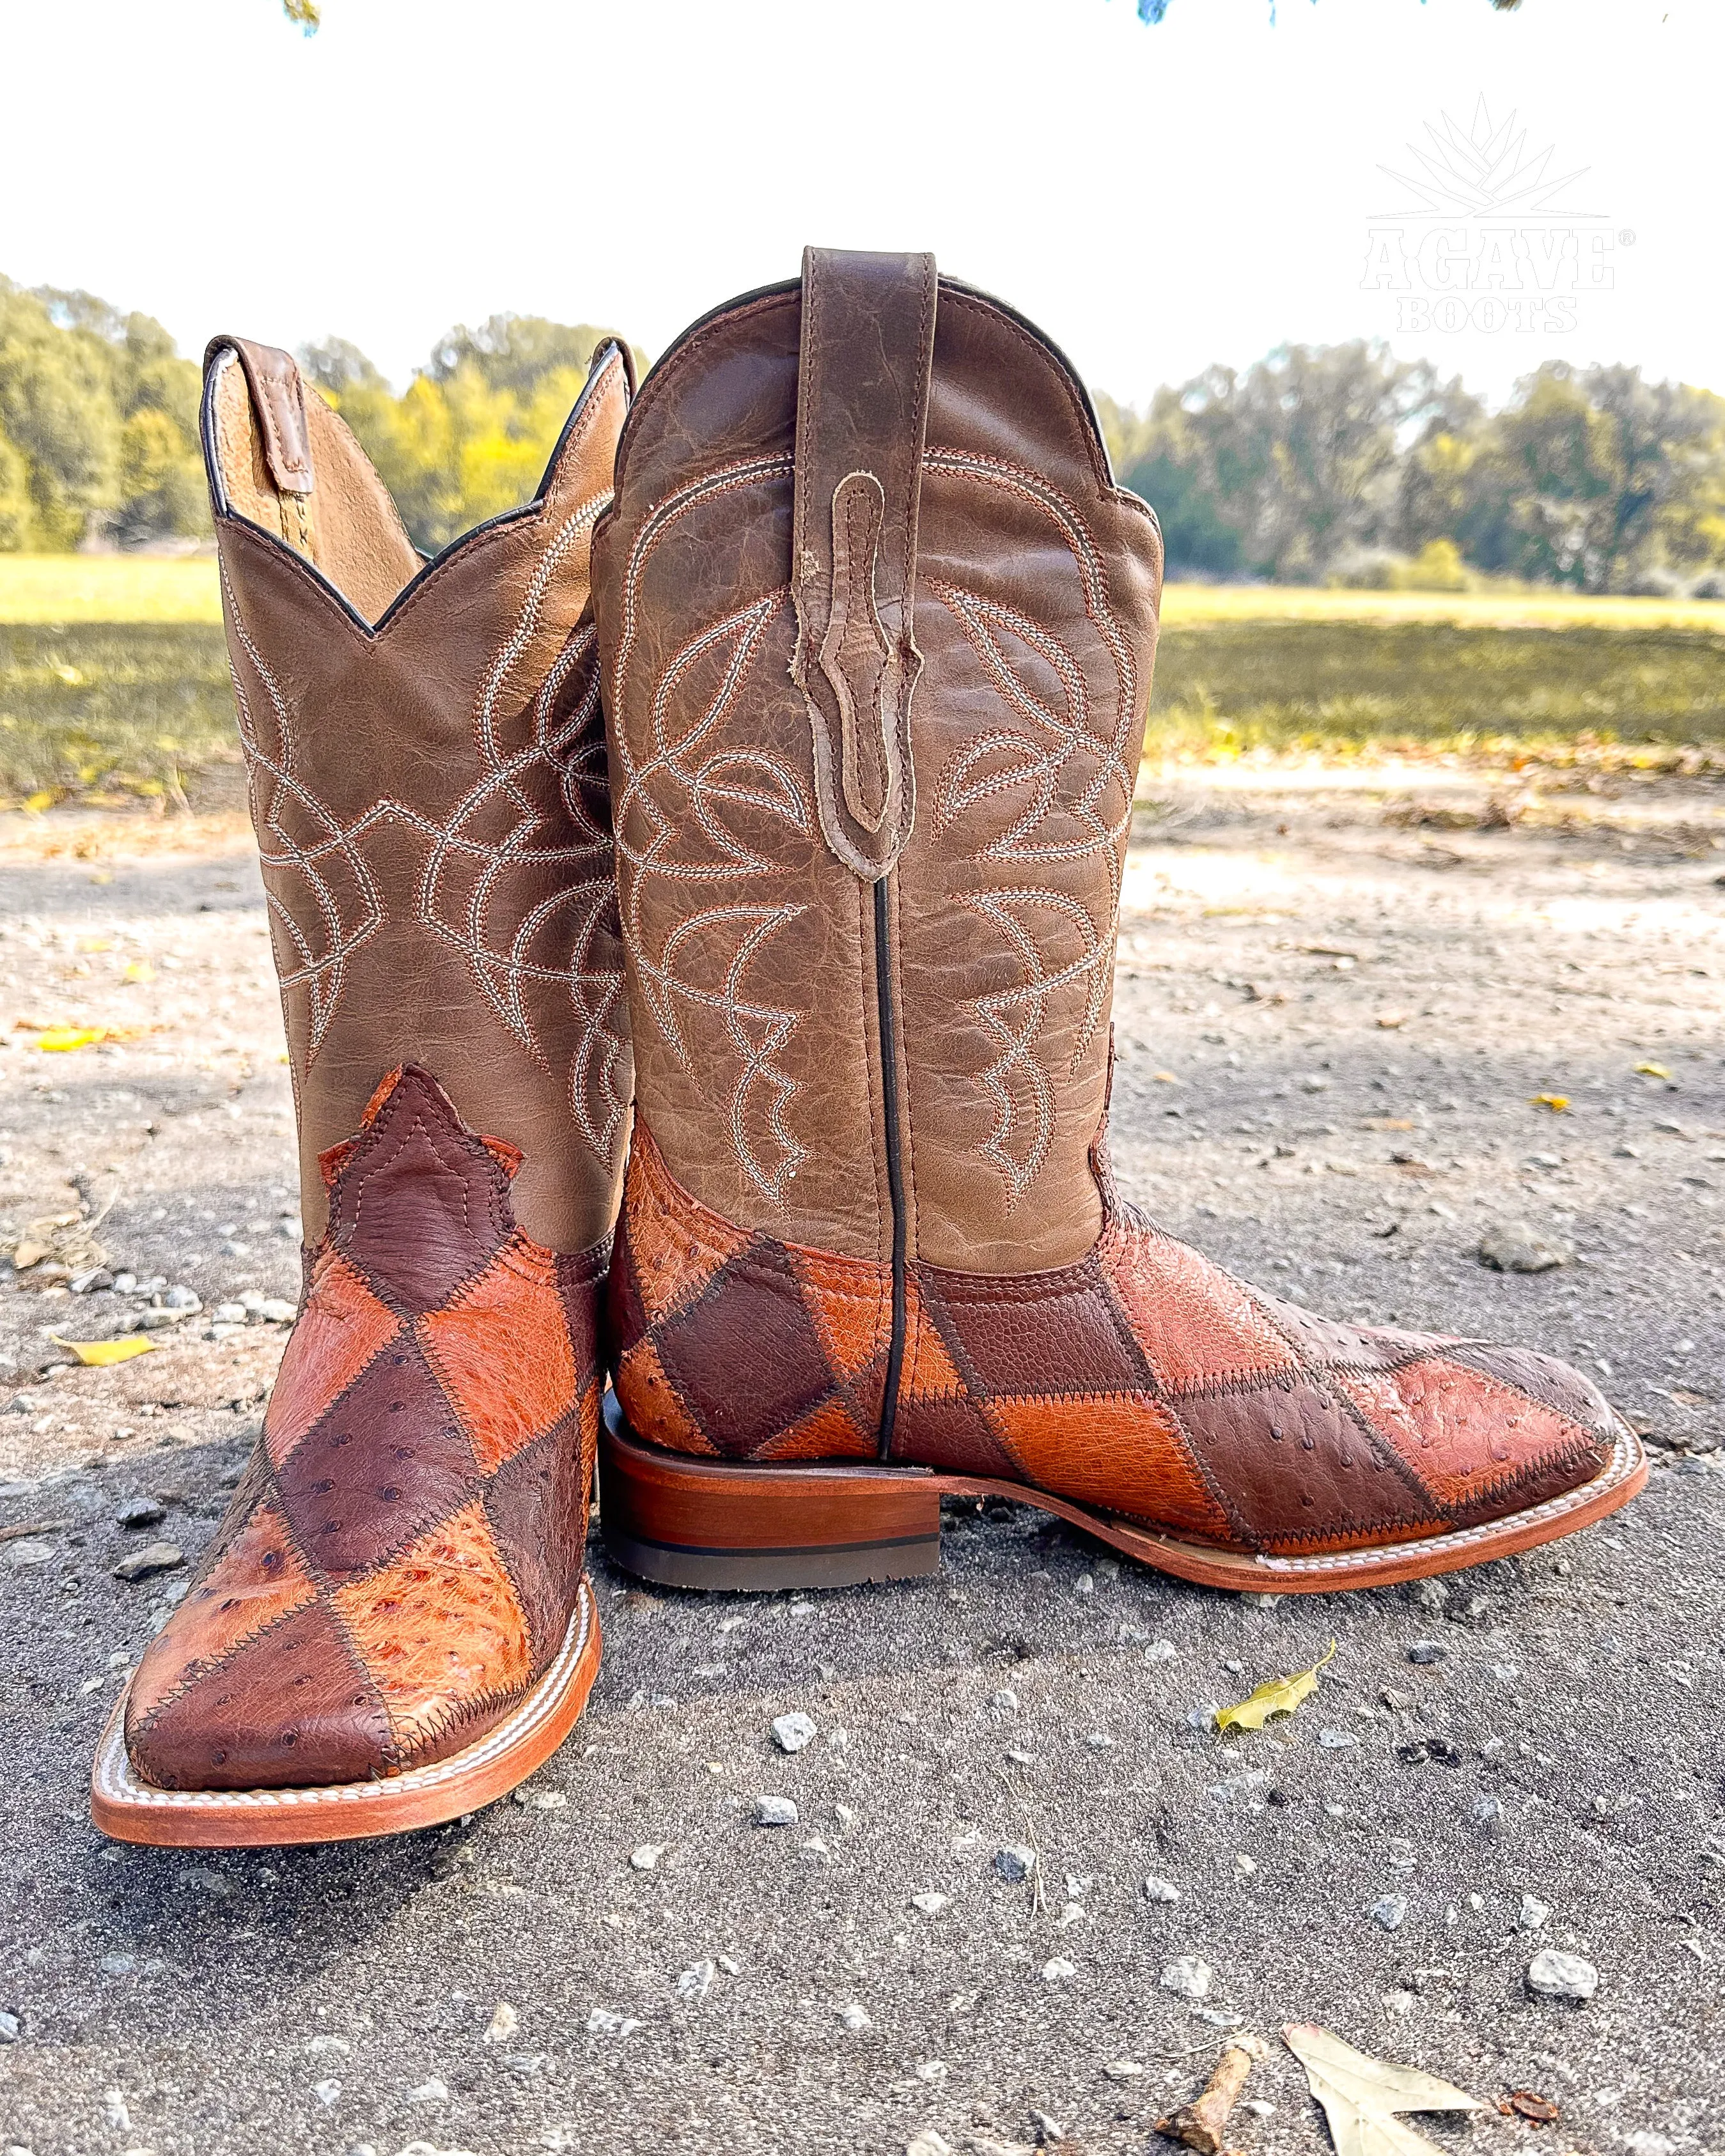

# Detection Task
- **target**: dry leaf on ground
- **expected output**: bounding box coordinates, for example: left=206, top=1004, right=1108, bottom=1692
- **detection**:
left=1501, top=2090, right=1561, bottom=2124
left=1283, top=2023, right=1483, bottom=2156
left=1529, top=1092, right=1570, bottom=1112
left=1215, top=1641, right=1336, bottom=1733
left=1634, top=1060, right=1671, bottom=1078
left=49, top=1334, right=154, bottom=1367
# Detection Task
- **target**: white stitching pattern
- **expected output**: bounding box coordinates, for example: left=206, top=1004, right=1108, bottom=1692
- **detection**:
left=608, top=456, right=815, bottom=1207
left=921, top=453, right=1139, bottom=1204
left=222, top=497, right=629, bottom=1162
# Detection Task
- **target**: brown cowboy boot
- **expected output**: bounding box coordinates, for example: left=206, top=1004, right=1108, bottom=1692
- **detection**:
left=590, top=248, right=1644, bottom=1595
left=91, top=336, right=634, bottom=1844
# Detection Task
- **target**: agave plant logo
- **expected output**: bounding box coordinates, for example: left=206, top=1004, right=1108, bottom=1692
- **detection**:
left=1362, top=97, right=1623, bottom=336
left=1377, top=97, right=1597, bottom=221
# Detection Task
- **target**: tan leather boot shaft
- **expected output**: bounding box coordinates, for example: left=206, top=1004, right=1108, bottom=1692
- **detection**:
left=205, top=336, right=634, bottom=1251
left=591, top=254, right=1163, bottom=1276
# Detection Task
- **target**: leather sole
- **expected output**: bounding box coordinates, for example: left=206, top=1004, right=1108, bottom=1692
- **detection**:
left=90, top=1580, right=600, bottom=1849
left=599, top=1397, right=1648, bottom=1595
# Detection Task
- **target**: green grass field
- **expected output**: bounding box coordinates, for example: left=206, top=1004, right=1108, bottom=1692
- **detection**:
left=1, top=554, right=1723, bottom=803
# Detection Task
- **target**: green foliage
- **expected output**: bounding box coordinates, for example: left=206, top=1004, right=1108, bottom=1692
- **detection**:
left=304, top=314, right=644, bottom=555
left=1109, top=346, right=1725, bottom=593
left=0, top=280, right=205, bottom=552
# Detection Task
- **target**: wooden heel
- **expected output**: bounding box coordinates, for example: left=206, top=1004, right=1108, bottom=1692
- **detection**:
left=598, top=1395, right=941, bottom=1590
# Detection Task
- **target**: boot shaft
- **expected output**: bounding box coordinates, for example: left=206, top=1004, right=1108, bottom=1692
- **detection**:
left=202, top=337, right=634, bottom=1252
left=591, top=252, right=1163, bottom=1280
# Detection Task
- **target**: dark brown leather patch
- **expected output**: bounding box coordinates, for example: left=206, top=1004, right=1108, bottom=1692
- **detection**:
left=129, top=1600, right=387, bottom=1792
left=923, top=1259, right=1151, bottom=1400
left=653, top=1245, right=839, bottom=1459
left=1170, top=1377, right=1442, bottom=1553
left=894, top=1391, right=1018, bottom=1477
left=484, top=1418, right=586, bottom=1665
left=273, top=1338, right=478, bottom=1578
left=330, top=1067, right=513, bottom=1312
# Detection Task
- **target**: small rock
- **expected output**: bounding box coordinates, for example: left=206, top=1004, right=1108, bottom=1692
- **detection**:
left=1471, top=1794, right=1505, bottom=1838
left=995, top=1843, right=1037, bottom=1884
left=1031, top=2109, right=1066, bottom=2144
left=1158, top=1956, right=1212, bottom=2001
left=6, top=1537, right=56, bottom=1569
left=1518, top=1894, right=1552, bottom=1931
left=0, top=2008, right=19, bottom=2042
left=1144, top=1638, right=1177, bottom=1663
left=164, top=1284, right=201, bottom=1312
left=113, top=1542, right=183, bottom=1582
left=1084, top=1731, right=1114, bottom=1749
left=1407, top=1640, right=1446, bottom=1665
left=910, top=1892, right=950, bottom=1916
left=1479, top=1224, right=1570, bottom=1274
left=991, top=1687, right=1019, bottom=1712
left=1526, top=1948, right=1597, bottom=2003
left=1041, top=1957, right=1077, bottom=1983
left=906, top=2133, right=953, bottom=2156
left=312, top=2079, right=341, bottom=2107
left=772, top=1710, right=817, bottom=1754
left=114, top=1496, right=166, bottom=1531
left=1317, top=1726, right=1359, bottom=1750
left=407, top=2078, right=448, bottom=2102
left=483, top=2001, right=518, bottom=2044
left=1370, top=1894, right=1409, bottom=1932
left=257, top=1298, right=296, bottom=1324
left=212, top=1302, right=247, bottom=1325
left=838, top=2001, right=872, bottom=2030
left=1143, top=1875, right=1182, bottom=1904
left=754, top=1795, right=799, bottom=1826
left=1104, top=2061, right=1145, bottom=2080
left=586, top=2008, right=641, bottom=2036
left=675, top=1959, right=715, bottom=2000
left=629, top=1844, right=664, bottom=1872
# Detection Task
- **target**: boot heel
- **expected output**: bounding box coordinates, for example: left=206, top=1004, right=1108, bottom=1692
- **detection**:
left=598, top=1394, right=941, bottom=1590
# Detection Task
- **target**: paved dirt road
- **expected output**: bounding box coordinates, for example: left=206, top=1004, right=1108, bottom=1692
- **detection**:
left=1, top=763, right=1721, bottom=2156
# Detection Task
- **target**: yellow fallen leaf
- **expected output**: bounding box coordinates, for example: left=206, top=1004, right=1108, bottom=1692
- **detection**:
left=1153, top=1070, right=1179, bottom=1083
left=49, top=1333, right=154, bottom=1367
left=1530, top=1093, right=1569, bottom=1113
left=1215, top=1640, right=1336, bottom=1733
left=123, top=958, right=155, bottom=984
left=38, top=1027, right=105, bottom=1053
left=1634, top=1061, right=1671, bottom=1080
left=79, top=936, right=113, bottom=954
left=23, top=789, right=59, bottom=814
left=1283, top=2022, right=1484, bottom=2156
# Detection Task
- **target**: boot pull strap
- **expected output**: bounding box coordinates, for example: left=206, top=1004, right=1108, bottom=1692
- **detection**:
left=208, top=337, right=315, bottom=495
left=790, top=247, right=937, bottom=883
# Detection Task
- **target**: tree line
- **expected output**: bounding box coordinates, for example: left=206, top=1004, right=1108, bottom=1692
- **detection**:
left=4, top=273, right=1722, bottom=594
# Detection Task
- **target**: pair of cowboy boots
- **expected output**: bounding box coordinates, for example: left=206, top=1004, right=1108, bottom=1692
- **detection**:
left=92, top=252, right=1644, bottom=1847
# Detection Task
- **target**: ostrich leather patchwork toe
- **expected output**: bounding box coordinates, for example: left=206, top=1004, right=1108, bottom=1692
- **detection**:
left=609, top=1120, right=1625, bottom=1559
left=125, top=1067, right=604, bottom=1792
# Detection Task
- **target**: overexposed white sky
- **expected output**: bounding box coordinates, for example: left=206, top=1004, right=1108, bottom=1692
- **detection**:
left=2, top=0, right=1716, bottom=410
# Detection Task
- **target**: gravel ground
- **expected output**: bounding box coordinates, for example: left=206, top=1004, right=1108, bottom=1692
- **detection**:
left=1, top=761, right=1722, bottom=2156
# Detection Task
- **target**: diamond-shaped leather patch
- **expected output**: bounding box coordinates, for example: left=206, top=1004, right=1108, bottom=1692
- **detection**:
left=990, top=1392, right=1237, bottom=1544
left=616, top=1335, right=717, bottom=1456
left=758, top=1396, right=875, bottom=1461
left=924, top=1259, right=1149, bottom=1400
left=332, top=1498, right=533, bottom=1759
left=127, top=1501, right=319, bottom=1726
left=265, top=1252, right=401, bottom=1470
left=420, top=1241, right=577, bottom=1473
left=654, top=1245, right=837, bottom=1459
left=896, top=1391, right=1017, bottom=1475
left=625, top=1128, right=750, bottom=1326
left=484, top=1422, right=586, bottom=1664
left=1102, top=1229, right=1302, bottom=1395
left=1171, top=1376, right=1440, bottom=1553
left=1336, top=1361, right=1603, bottom=1517
left=128, top=1598, right=388, bottom=1792
left=786, top=1243, right=891, bottom=1383
left=274, top=1338, right=477, bottom=1579
left=330, top=1067, right=513, bottom=1312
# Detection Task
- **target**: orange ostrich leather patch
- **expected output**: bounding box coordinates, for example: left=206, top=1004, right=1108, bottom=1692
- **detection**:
left=125, top=1066, right=606, bottom=1793
left=610, top=1119, right=1624, bottom=1558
